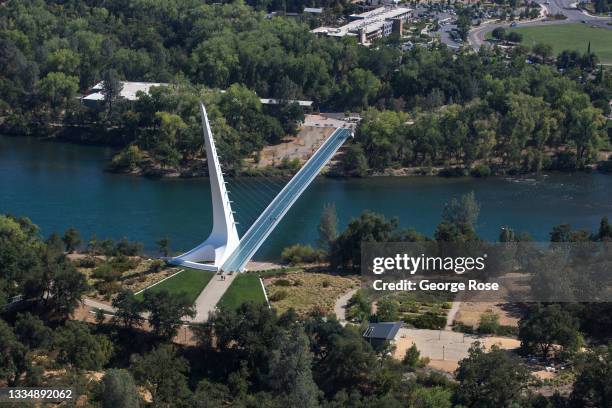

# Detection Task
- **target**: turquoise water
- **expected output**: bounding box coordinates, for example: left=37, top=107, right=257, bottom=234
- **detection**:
left=1, top=135, right=611, bottom=260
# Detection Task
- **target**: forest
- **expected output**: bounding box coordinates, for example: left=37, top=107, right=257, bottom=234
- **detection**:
left=1, top=0, right=610, bottom=175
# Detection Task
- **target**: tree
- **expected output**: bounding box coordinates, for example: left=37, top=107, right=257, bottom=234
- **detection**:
left=455, top=342, right=530, bottom=407
left=331, top=211, right=399, bottom=270
left=506, top=32, right=523, bottom=43
left=518, top=304, right=583, bottom=360
left=532, top=43, right=553, bottom=63
left=267, top=326, right=320, bottom=408
left=112, top=290, right=145, bottom=329
left=62, top=227, right=81, bottom=253
left=344, top=68, right=381, bottom=109
left=100, top=369, right=140, bottom=408
left=156, top=237, right=170, bottom=257
left=143, top=290, right=195, bottom=339
left=570, top=344, right=612, bottom=408
left=339, top=144, right=369, bottom=177
left=0, top=319, right=29, bottom=386
left=317, top=203, right=337, bottom=256
left=411, top=386, right=452, bottom=408
left=130, top=344, right=191, bottom=407
left=402, top=343, right=423, bottom=370
left=491, top=27, right=506, bottom=41
left=14, top=312, right=52, bottom=350
left=48, top=264, right=89, bottom=320
left=54, top=321, right=113, bottom=370
left=101, top=69, right=123, bottom=118
left=442, top=191, right=480, bottom=228
left=376, top=298, right=399, bottom=322
left=478, top=310, right=500, bottom=334
left=37, top=72, right=79, bottom=107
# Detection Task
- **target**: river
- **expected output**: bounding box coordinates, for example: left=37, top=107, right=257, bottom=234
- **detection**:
left=1, top=135, right=611, bottom=260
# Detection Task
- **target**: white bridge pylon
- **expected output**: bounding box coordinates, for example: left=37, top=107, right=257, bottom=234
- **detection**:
left=169, top=103, right=240, bottom=271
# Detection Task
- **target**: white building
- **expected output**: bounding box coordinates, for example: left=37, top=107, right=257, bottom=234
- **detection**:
left=82, top=81, right=167, bottom=107
left=311, top=6, right=411, bottom=44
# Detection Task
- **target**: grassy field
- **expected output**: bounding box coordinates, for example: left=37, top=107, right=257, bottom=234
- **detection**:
left=506, top=24, right=612, bottom=64
left=265, top=272, right=359, bottom=316
left=218, top=274, right=267, bottom=310
left=134, top=268, right=214, bottom=303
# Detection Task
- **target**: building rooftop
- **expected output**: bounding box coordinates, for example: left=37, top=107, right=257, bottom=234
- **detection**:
left=311, top=6, right=411, bottom=38
left=304, top=7, right=323, bottom=13
left=363, top=322, right=402, bottom=341
left=259, top=98, right=313, bottom=107
left=85, top=81, right=167, bottom=101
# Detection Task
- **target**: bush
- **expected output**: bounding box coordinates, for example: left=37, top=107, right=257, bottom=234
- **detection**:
left=478, top=310, right=500, bottom=334
left=322, top=280, right=331, bottom=288
left=496, top=325, right=519, bottom=337
left=438, top=167, right=467, bottom=177
left=92, top=263, right=122, bottom=282
left=269, top=290, right=288, bottom=302
left=281, top=244, right=323, bottom=265
left=470, top=164, right=491, bottom=177
left=452, top=322, right=474, bottom=334
left=408, top=312, right=447, bottom=330
left=274, top=279, right=292, bottom=287
left=77, top=256, right=98, bottom=268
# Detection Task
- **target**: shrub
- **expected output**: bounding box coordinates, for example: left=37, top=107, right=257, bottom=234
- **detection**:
left=269, top=290, right=288, bottom=302
left=478, top=310, right=500, bottom=334
left=470, top=164, right=491, bottom=178
left=409, top=312, right=446, bottom=330
left=274, top=279, right=292, bottom=287
left=293, top=279, right=303, bottom=286
left=281, top=244, right=323, bottom=265
left=92, top=263, right=122, bottom=282
left=322, top=280, right=331, bottom=288
left=452, top=322, right=474, bottom=334
left=78, top=256, right=98, bottom=268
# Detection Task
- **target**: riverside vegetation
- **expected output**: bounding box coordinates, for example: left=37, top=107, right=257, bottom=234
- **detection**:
left=1, top=0, right=610, bottom=177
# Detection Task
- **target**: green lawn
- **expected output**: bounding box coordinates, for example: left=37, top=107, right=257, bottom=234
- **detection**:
left=507, top=24, right=612, bottom=65
left=135, top=268, right=214, bottom=304
left=218, top=274, right=267, bottom=310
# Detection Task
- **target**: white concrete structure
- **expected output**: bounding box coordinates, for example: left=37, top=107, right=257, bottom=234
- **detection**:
left=311, top=6, right=411, bottom=44
left=169, top=103, right=239, bottom=271
left=83, top=81, right=167, bottom=102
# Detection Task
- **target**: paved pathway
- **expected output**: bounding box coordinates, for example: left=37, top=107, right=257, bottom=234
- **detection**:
left=188, top=273, right=237, bottom=323
left=333, top=288, right=358, bottom=325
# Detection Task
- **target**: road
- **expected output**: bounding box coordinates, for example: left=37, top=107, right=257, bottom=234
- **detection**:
left=221, top=127, right=352, bottom=272
left=468, top=0, right=611, bottom=50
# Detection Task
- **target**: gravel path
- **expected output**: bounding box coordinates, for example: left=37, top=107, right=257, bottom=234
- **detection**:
left=333, top=288, right=358, bottom=325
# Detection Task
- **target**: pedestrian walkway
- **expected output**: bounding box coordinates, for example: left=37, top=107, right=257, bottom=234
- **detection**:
left=187, top=273, right=237, bottom=322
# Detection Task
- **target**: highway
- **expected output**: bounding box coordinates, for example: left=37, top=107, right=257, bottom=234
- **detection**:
left=468, top=0, right=611, bottom=50
left=221, top=127, right=352, bottom=272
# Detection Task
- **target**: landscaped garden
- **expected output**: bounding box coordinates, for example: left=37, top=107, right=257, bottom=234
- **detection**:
left=265, top=271, right=359, bottom=316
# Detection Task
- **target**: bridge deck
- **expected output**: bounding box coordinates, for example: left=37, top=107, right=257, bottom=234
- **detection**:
left=221, top=127, right=352, bottom=272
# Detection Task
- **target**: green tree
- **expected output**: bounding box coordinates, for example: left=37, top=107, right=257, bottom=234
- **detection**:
left=156, top=237, right=171, bottom=257
left=478, top=310, right=500, bottom=334
left=518, top=304, right=583, bottom=360
left=267, top=326, right=320, bottom=408
left=143, top=290, right=195, bottom=339
left=130, top=344, right=191, bottom=407
left=402, top=343, right=423, bottom=370
left=101, top=69, right=123, bottom=118
left=48, top=264, right=89, bottom=320
left=37, top=72, right=79, bottom=107
left=339, top=144, right=369, bottom=177
left=112, top=290, right=145, bottom=329
left=62, top=227, right=81, bottom=253
left=14, top=313, right=52, bottom=350
left=100, top=369, right=140, bottom=408
left=412, top=386, right=452, bottom=408
left=442, top=191, right=480, bottom=228
left=570, top=344, right=612, bottom=408
left=0, top=319, right=29, bottom=386
left=376, top=298, right=400, bottom=322
left=54, top=321, right=113, bottom=370
left=317, top=203, right=337, bottom=256
left=455, top=342, right=530, bottom=407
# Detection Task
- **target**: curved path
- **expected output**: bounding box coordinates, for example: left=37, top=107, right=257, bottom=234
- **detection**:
left=333, top=288, right=358, bottom=325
